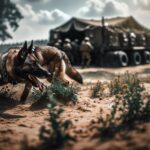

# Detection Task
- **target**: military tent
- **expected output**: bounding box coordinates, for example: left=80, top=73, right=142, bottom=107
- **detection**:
left=49, top=16, right=150, bottom=67
left=49, top=16, right=149, bottom=46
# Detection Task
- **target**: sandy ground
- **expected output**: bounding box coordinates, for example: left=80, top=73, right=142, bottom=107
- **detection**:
left=1, top=65, right=150, bottom=150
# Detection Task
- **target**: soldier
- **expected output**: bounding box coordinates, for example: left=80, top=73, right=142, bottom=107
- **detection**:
left=71, top=39, right=80, bottom=65
left=54, top=39, right=62, bottom=49
left=63, top=38, right=73, bottom=63
left=80, top=37, right=93, bottom=68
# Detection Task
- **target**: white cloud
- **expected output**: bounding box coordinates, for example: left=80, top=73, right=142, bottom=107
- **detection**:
left=77, top=0, right=129, bottom=18
left=77, top=0, right=103, bottom=18
left=133, top=9, right=150, bottom=28
left=133, top=0, right=150, bottom=10
left=102, top=0, right=129, bottom=17
left=6, top=4, right=70, bottom=42
left=38, top=9, right=70, bottom=24
left=17, top=4, right=37, bottom=21
left=132, top=0, right=150, bottom=28
left=17, top=4, right=70, bottom=24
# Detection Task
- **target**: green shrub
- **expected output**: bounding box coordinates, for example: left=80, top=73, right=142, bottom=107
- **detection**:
left=32, top=86, right=54, bottom=102
left=113, top=72, right=148, bottom=123
left=32, top=78, right=79, bottom=104
left=108, top=72, right=141, bottom=96
left=98, top=72, right=150, bottom=140
left=91, top=81, right=102, bottom=98
left=51, top=78, right=79, bottom=103
left=21, top=99, right=74, bottom=150
left=31, top=78, right=78, bottom=148
left=91, top=81, right=107, bottom=99
left=39, top=102, right=74, bottom=149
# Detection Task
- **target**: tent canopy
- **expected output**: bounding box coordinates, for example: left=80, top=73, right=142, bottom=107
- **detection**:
left=52, top=16, right=149, bottom=34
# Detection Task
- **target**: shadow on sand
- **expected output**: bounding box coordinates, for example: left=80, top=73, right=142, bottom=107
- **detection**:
left=29, top=98, right=49, bottom=111
left=0, top=96, right=19, bottom=113
left=0, top=113, right=25, bottom=119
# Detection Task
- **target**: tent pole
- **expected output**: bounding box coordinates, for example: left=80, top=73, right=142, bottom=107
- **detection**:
left=100, top=16, right=105, bottom=67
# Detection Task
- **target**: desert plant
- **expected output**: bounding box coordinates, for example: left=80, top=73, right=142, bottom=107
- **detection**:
left=108, top=72, right=141, bottom=96
left=98, top=101, right=120, bottom=140
left=113, top=73, right=148, bottom=123
left=31, top=78, right=77, bottom=149
left=91, top=81, right=102, bottom=98
left=91, top=81, right=107, bottom=99
left=51, top=78, right=79, bottom=103
left=109, top=75, right=123, bottom=95
left=98, top=72, right=150, bottom=140
left=21, top=99, right=74, bottom=150
left=39, top=102, right=74, bottom=149
left=32, top=77, right=79, bottom=104
left=32, top=86, right=55, bottom=103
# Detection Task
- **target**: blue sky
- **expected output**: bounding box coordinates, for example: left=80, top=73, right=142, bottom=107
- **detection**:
left=6, top=0, right=150, bottom=43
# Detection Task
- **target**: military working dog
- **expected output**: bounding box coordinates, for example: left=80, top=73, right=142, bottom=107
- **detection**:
left=29, top=41, right=83, bottom=84
left=0, top=41, right=83, bottom=103
left=19, top=41, right=83, bottom=103
left=0, top=41, right=51, bottom=103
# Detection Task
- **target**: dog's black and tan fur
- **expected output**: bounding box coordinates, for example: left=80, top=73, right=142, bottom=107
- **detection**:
left=0, top=41, right=83, bottom=103
left=0, top=41, right=51, bottom=103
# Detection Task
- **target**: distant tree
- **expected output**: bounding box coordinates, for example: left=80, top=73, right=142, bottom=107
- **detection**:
left=0, top=0, right=23, bottom=41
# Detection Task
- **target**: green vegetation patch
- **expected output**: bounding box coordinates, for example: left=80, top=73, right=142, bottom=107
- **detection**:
left=32, top=78, right=79, bottom=104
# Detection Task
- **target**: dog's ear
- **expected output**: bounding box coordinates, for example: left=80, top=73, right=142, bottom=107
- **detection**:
left=28, top=40, right=34, bottom=53
left=16, top=41, right=28, bottom=65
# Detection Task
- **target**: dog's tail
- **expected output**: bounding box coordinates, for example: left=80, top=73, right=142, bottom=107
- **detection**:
left=61, top=52, right=83, bottom=84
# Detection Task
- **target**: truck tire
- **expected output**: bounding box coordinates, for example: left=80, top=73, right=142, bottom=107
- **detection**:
left=144, top=51, right=150, bottom=64
left=117, top=52, right=128, bottom=67
left=105, top=52, right=116, bottom=66
left=132, top=52, right=141, bottom=65
left=106, top=51, right=128, bottom=67
left=105, top=51, right=128, bottom=67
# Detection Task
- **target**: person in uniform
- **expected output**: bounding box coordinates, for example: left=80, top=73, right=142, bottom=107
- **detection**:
left=71, top=39, right=80, bottom=65
left=80, top=37, right=93, bottom=68
left=62, top=38, right=73, bottom=63
left=54, top=39, right=62, bottom=50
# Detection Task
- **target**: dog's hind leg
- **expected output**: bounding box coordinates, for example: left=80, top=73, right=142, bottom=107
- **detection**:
left=55, top=60, right=69, bottom=85
left=20, top=82, right=32, bottom=104
left=59, top=60, right=69, bottom=85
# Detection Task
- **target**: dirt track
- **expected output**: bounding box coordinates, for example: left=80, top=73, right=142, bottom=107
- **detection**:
left=1, top=65, right=150, bottom=150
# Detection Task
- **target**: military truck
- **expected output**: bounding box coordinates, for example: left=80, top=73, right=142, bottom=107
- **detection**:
left=49, top=16, right=150, bottom=67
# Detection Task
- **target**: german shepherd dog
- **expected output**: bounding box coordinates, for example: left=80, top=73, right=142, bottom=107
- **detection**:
left=29, top=41, right=83, bottom=83
left=20, top=41, right=83, bottom=103
left=0, top=41, right=83, bottom=103
left=0, top=41, right=51, bottom=103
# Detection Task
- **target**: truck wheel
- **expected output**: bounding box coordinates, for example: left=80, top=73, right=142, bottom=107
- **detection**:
left=132, top=52, right=141, bottom=65
left=105, top=52, right=116, bottom=66
left=144, top=51, right=150, bottom=64
left=117, top=52, right=128, bottom=67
